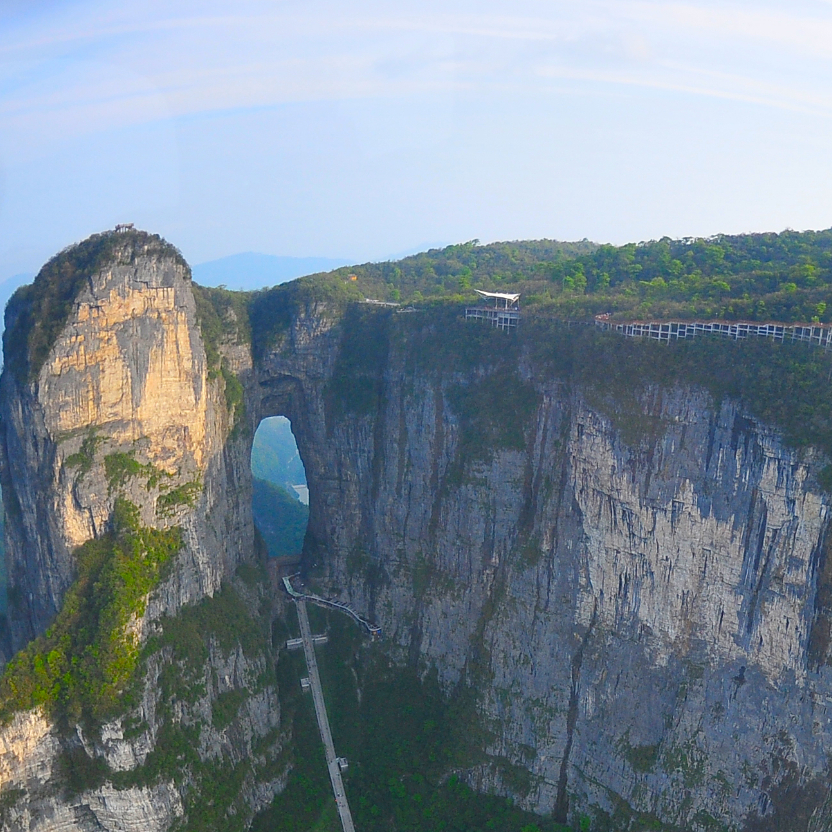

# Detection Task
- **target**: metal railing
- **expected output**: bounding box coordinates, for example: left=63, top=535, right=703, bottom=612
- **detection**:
left=282, top=576, right=382, bottom=636
left=594, top=317, right=832, bottom=350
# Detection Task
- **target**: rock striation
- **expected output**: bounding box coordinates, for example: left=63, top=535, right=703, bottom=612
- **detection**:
left=0, top=232, right=255, bottom=650
left=254, top=305, right=832, bottom=831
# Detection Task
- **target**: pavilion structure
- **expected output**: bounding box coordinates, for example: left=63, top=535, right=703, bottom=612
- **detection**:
left=465, top=290, right=520, bottom=331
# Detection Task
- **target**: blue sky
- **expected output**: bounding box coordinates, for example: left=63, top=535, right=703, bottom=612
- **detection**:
left=3, top=0, right=832, bottom=282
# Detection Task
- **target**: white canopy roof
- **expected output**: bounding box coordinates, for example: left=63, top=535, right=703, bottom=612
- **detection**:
left=475, top=290, right=520, bottom=303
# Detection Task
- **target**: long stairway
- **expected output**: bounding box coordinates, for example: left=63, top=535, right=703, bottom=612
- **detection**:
left=296, top=598, right=356, bottom=832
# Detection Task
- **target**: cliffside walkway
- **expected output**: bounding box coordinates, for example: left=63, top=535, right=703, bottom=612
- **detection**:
left=594, top=315, right=832, bottom=349
left=295, top=597, right=356, bottom=832
left=282, top=576, right=382, bottom=637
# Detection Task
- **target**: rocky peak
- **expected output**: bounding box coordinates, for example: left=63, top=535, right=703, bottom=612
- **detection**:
left=0, top=230, right=251, bottom=651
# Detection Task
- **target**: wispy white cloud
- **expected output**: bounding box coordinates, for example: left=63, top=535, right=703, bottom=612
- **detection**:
left=3, top=0, right=832, bottom=156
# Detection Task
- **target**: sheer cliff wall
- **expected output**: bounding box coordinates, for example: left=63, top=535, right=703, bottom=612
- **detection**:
left=3, top=232, right=832, bottom=831
left=0, top=233, right=279, bottom=832
left=0, top=233, right=255, bottom=651
left=253, top=305, right=832, bottom=831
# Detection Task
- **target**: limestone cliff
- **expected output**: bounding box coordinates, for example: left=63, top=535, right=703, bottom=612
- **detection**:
left=0, top=231, right=256, bottom=650
left=253, top=303, right=832, bottom=831
left=0, top=232, right=280, bottom=831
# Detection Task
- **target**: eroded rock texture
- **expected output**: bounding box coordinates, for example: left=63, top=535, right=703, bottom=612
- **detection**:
left=1, top=233, right=254, bottom=650
left=256, top=307, right=832, bottom=831
left=0, top=233, right=279, bottom=832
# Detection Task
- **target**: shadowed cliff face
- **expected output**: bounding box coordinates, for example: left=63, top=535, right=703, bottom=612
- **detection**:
left=3, top=235, right=832, bottom=831
left=253, top=306, right=832, bottom=831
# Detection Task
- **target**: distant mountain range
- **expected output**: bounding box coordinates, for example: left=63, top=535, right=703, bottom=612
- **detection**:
left=191, top=252, right=350, bottom=291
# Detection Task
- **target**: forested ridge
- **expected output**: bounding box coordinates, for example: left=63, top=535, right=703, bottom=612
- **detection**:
left=316, top=229, right=832, bottom=324
left=245, top=229, right=832, bottom=466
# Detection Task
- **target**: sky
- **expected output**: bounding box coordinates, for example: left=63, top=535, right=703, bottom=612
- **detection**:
left=3, top=0, right=832, bottom=282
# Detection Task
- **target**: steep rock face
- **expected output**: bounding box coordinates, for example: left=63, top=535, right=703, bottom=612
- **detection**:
left=254, top=308, right=832, bottom=831
left=0, top=232, right=253, bottom=651
left=0, top=233, right=279, bottom=831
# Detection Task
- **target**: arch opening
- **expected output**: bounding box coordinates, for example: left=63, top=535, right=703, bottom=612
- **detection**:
left=250, top=416, right=308, bottom=567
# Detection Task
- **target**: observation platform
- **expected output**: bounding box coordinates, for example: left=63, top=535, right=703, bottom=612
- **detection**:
left=465, top=290, right=520, bottom=331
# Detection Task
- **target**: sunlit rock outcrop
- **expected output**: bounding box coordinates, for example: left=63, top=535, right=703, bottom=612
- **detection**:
left=0, top=232, right=279, bottom=832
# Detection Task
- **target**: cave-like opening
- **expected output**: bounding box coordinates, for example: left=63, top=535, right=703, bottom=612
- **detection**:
left=250, top=416, right=308, bottom=565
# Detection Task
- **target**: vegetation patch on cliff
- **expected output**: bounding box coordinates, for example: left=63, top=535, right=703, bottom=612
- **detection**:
left=448, top=370, right=540, bottom=463
left=325, top=305, right=392, bottom=419
left=521, top=322, right=832, bottom=456
left=192, top=284, right=252, bottom=373
left=4, top=230, right=186, bottom=383
left=103, top=450, right=169, bottom=492
left=118, top=573, right=278, bottom=831
left=0, top=498, right=181, bottom=728
left=156, top=478, right=202, bottom=518
left=616, top=730, right=660, bottom=774
left=148, top=580, right=269, bottom=681
left=64, top=429, right=104, bottom=476
left=249, top=273, right=363, bottom=360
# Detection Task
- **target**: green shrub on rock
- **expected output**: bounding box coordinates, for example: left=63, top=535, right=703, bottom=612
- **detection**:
left=0, top=498, right=181, bottom=728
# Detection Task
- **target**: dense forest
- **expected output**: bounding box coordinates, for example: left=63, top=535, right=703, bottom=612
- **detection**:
left=311, top=229, right=832, bottom=324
